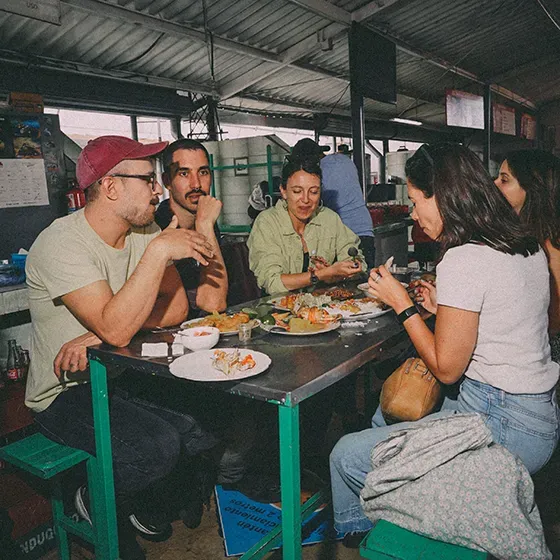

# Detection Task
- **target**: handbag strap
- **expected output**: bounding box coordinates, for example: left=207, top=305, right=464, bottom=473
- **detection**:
left=406, top=358, right=435, bottom=381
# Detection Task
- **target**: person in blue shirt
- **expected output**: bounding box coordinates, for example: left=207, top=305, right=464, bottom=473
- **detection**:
left=291, top=139, right=375, bottom=270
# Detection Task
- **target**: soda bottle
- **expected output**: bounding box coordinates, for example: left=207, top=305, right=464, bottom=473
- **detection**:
left=6, top=340, right=19, bottom=382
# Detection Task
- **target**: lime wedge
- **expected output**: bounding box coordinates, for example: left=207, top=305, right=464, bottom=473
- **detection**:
left=241, top=308, right=258, bottom=319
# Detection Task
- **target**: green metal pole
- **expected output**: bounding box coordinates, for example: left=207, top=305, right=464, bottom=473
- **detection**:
left=89, top=355, right=119, bottom=559
left=278, top=402, right=302, bottom=560
left=266, top=145, right=274, bottom=198
left=51, top=480, right=71, bottom=560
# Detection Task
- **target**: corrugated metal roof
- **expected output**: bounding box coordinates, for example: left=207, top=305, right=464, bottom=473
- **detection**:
left=0, top=0, right=558, bottom=127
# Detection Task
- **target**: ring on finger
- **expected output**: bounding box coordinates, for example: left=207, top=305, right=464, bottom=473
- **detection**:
left=373, top=273, right=381, bottom=283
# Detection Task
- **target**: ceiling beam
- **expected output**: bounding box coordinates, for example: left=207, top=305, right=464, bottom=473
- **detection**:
left=219, top=23, right=346, bottom=98
left=61, top=0, right=282, bottom=64
left=0, top=51, right=217, bottom=97
left=0, top=59, right=207, bottom=117
left=351, top=0, right=404, bottom=23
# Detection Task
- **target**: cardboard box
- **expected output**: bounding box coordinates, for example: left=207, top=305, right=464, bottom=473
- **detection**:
left=7, top=93, right=44, bottom=114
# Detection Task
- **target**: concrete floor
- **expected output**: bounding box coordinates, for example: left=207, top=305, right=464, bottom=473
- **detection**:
left=43, top=447, right=560, bottom=560
left=41, top=371, right=560, bottom=559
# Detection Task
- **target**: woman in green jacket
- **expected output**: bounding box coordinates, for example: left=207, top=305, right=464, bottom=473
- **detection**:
left=248, top=154, right=365, bottom=295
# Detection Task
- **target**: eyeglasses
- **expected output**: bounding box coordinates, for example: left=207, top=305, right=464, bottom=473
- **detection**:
left=109, top=173, right=158, bottom=190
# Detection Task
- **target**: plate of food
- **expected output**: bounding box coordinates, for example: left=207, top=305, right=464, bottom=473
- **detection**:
left=268, top=292, right=333, bottom=312
left=312, top=287, right=355, bottom=300
left=180, top=312, right=258, bottom=336
left=260, top=308, right=341, bottom=336
left=325, top=297, right=391, bottom=321
left=170, top=348, right=271, bottom=382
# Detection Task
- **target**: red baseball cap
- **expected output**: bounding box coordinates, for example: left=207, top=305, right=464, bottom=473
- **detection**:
left=76, top=135, right=169, bottom=190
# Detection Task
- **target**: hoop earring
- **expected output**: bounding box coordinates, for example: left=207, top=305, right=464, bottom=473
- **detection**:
left=319, top=199, right=324, bottom=208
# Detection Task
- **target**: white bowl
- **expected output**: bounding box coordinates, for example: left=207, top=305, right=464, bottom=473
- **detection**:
left=179, top=326, right=220, bottom=351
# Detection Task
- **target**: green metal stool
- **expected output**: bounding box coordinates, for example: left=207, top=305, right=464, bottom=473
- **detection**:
left=0, top=432, right=95, bottom=560
left=360, top=520, right=488, bottom=559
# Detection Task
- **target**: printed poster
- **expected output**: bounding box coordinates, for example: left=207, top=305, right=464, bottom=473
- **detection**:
left=11, top=118, right=42, bottom=159
left=493, top=103, right=516, bottom=136
left=0, top=159, right=50, bottom=208
left=521, top=114, right=537, bottom=140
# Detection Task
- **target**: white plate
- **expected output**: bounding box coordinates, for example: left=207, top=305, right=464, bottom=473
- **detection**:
left=180, top=317, right=259, bottom=336
left=170, top=349, right=271, bottom=382
left=357, top=282, right=408, bottom=294
left=336, top=307, right=392, bottom=321
left=260, top=321, right=341, bottom=336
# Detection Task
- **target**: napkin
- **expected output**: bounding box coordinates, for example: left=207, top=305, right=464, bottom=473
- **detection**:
left=141, top=343, right=169, bottom=357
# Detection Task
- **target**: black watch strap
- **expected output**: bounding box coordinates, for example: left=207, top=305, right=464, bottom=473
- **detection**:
left=310, top=270, right=319, bottom=285
left=397, top=305, right=419, bottom=324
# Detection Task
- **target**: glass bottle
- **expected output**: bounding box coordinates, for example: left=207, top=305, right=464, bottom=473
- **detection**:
left=6, top=340, right=19, bottom=382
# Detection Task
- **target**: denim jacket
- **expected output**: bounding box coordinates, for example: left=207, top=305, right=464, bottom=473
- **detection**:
left=247, top=199, right=364, bottom=295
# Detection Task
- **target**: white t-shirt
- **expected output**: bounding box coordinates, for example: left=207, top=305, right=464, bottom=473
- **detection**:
left=437, top=243, right=559, bottom=394
left=25, top=209, right=160, bottom=412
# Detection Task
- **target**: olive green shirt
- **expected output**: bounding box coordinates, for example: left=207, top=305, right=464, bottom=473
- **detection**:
left=247, top=200, right=365, bottom=295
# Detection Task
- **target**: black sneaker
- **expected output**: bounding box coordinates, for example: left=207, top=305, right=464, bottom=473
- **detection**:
left=128, top=513, right=173, bottom=542
left=118, top=519, right=146, bottom=560
left=74, top=485, right=92, bottom=525
left=342, top=530, right=369, bottom=549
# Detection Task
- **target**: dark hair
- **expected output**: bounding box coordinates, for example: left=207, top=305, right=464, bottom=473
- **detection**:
left=405, top=143, right=539, bottom=257
left=281, top=154, right=322, bottom=187
left=503, top=150, right=560, bottom=249
left=162, top=138, right=210, bottom=175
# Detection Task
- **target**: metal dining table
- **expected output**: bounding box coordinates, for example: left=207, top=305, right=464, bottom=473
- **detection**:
left=86, top=299, right=410, bottom=559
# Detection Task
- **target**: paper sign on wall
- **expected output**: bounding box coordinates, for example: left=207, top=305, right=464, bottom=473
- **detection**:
left=493, top=103, right=516, bottom=136
left=0, top=159, right=50, bottom=208
left=445, top=89, right=484, bottom=130
left=521, top=114, right=537, bottom=140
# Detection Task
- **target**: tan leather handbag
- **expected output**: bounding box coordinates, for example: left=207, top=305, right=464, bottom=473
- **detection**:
left=380, top=358, right=442, bottom=424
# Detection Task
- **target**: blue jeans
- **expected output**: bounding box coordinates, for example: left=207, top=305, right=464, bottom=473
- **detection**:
left=329, top=377, right=559, bottom=534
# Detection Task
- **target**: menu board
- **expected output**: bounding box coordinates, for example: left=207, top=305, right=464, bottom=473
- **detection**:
left=0, top=159, right=50, bottom=208
left=445, top=89, right=484, bottom=130
left=493, top=103, right=516, bottom=136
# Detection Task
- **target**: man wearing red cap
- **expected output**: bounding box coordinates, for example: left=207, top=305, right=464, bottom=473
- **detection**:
left=25, top=136, right=216, bottom=559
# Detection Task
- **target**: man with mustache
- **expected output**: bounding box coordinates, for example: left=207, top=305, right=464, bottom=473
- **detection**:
left=25, top=136, right=217, bottom=559
left=156, top=138, right=227, bottom=317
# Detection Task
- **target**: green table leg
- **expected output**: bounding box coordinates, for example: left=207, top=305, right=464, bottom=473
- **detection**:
left=89, top=356, right=119, bottom=559
left=278, top=403, right=301, bottom=560
left=51, top=479, right=70, bottom=560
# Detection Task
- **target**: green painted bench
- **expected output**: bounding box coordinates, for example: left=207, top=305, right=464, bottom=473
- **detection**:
left=0, top=432, right=96, bottom=560
left=360, top=520, right=488, bottom=559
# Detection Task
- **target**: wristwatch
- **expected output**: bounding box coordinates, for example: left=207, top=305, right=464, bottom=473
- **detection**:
left=397, top=305, right=419, bottom=324
left=310, top=270, right=320, bottom=285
